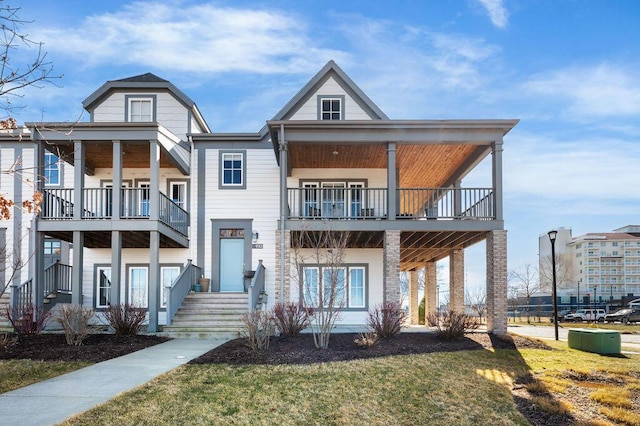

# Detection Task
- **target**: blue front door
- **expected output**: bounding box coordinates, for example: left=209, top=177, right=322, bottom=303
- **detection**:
left=220, top=238, right=244, bottom=292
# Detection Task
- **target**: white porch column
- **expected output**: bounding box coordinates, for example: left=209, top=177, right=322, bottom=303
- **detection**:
left=71, top=141, right=85, bottom=305
left=409, top=269, right=419, bottom=324
left=492, top=140, right=504, bottom=221
left=449, top=249, right=465, bottom=312
left=486, top=230, right=508, bottom=335
left=148, top=231, right=160, bottom=332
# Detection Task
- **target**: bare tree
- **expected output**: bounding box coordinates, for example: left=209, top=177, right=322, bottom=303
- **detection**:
left=539, top=253, right=574, bottom=292
left=291, top=229, right=349, bottom=349
left=507, top=284, right=520, bottom=322
left=466, top=287, right=486, bottom=324
left=508, top=264, right=540, bottom=324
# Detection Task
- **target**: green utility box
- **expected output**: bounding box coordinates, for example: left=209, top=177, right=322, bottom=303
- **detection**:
left=567, top=329, right=621, bottom=354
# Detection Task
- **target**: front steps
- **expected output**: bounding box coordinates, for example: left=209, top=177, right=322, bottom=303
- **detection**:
left=162, top=292, right=248, bottom=339
left=0, top=292, right=12, bottom=331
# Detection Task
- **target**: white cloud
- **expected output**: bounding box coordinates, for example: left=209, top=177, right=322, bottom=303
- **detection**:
left=523, top=64, right=640, bottom=118
left=476, top=0, right=509, bottom=29
left=33, top=1, right=346, bottom=74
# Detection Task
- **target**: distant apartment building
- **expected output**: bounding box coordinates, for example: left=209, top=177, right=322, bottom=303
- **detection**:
left=539, top=225, right=640, bottom=307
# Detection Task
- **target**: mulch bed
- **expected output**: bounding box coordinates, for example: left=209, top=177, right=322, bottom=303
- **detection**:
left=0, top=333, right=169, bottom=362
left=190, top=332, right=552, bottom=365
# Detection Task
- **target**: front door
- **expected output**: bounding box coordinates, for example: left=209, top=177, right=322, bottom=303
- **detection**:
left=220, top=236, right=245, bottom=292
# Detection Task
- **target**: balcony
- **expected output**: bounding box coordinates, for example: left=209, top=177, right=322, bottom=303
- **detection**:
left=42, top=188, right=189, bottom=236
left=287, top=187, right=494, bottom=220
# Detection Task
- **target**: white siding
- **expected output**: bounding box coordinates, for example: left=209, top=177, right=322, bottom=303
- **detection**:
left=201, top=148, right=280, bottom=299
left=289, top=76, right=371, bottom=121
left=92, top=91, right=191, bottom=140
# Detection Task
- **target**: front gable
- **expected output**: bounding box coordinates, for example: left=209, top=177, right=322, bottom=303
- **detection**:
left=272, top=60, right=388, bottom=121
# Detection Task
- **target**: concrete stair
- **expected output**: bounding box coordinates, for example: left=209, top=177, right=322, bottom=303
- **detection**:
left=0, top=291, right=12, bottom=331
left=162, top=292, right=248, bottom=339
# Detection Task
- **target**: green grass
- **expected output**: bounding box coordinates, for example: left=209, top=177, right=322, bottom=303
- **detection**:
left=0, top=360, right=91, bottom=393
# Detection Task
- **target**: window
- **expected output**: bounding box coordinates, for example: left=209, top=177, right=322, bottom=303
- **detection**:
left=96, top=267, right=112, bottom=309
left=169, top=181, right=188, bottom=210
left=44, top=153, right=60, bottom=186
left=219, top=151, right=245, bottom=189
left=44, top=240, right=61, bottom=255
left=319, top=96, right=343, bottom=120
left=161, top=266, right=181, bottom=308
left=301, top=264, right=366, bottom=309
left=127, top=97, right=154, bottom=122
left=128, top=266, right=148, bottom=308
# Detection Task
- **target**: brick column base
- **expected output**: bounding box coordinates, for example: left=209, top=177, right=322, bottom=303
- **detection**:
left=274, top=230, right=291, bottom=304
left=449, top=249, right=464, bottom=312
left=486, top=230, right=507, bottom=335
left=409, top=270, right=419, bottom=324
left=425, top=262, right=437, bottom=322
left=384, top=230, right=401, bottom=304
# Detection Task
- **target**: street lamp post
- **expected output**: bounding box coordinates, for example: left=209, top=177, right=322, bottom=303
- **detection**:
left=577, top=279, right=581, bottom=311
left=548, top=230, right=559, bottom=341
left=593, top=285, right=597, bottom=322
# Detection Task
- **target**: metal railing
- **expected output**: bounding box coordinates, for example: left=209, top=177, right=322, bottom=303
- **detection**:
left=247, top=260, right=266, bottom=311
left=287, top=187, right=387, bottom=219
left=42, top=188, right=189, bottom=235
left=166, top=260, right=202, bottom=326
left=398, top=188, right=494, bottom=219
left=43, top=261, right=72, bottom=297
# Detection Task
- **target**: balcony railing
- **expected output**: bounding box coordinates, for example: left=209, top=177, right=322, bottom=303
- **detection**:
left=42, top=188, right=189, bottom=236
left=287, top=187, right=494, bottom=220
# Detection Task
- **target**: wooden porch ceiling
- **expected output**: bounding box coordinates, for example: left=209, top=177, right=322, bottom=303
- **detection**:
left=288, top=144, right=486, bottom=188
left=43, top=230, right=187, bottom=249
left=51, top=142, right=175, bottom=171
left=290, top=230, right=487, bottom=271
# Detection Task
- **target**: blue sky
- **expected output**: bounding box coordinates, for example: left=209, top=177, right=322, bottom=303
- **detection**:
left=10, top=0, right=640, bottom=291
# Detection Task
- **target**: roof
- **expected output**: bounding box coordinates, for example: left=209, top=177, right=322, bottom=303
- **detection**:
left=82, top=73, right=211, bottom=133
left=572, top=232, right=640, bottom=241
left=271, top=60, right=389, bottom=121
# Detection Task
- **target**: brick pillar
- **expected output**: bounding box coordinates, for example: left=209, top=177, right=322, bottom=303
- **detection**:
left=409, top=269, right=419, bottom=324
left=425, top=261, right=437, bottom=322
left=486, top=230, right=507, bottom=335
left=449, top=249, right=465, bottom=312
left=275, top=230, right=291, bottom=304
left=384, top=230, right=401, bottom=304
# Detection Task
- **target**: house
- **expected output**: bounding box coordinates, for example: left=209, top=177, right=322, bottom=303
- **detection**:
left=0, top=61, right=517, bottom=335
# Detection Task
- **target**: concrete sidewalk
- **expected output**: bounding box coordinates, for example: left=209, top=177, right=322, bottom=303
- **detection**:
left=0, top=338, right=227, bottom=426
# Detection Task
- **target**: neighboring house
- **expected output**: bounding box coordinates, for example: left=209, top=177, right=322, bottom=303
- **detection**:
left=1, top=61, right=517, bottom=335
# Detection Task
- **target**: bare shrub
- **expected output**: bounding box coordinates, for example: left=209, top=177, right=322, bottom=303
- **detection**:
left=354, top=331, right=379, bottom=348
left=427, top=310, right=479, bottom=340
left=56, top=304, right=95, bottom=346
left=272, top=302, right=310, bottom=337
left=0, top=333, right=17, bottom=349
left=5, top=304, right=51, bottom=336
left=103, top=304, right=147, bottom=336
left=241, top=309, right=274, bottom=352
left=367, top=301, right=405, bottom=338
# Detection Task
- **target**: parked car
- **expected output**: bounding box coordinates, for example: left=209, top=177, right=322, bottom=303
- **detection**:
left=604, top=308, right=640, bottom=324
left=550, top=309, right=573, bottom=322
left=564, top=309, right=606, bottom=322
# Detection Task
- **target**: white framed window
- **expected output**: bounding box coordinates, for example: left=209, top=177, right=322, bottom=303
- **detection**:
left=161, top=266, right=181, bottom=308
left=44, top=153, right=60, bottom=186
left=96, top=267, right=112, bottom=309
left=220, top=151, right=245, bottom=188
left=128, top=266, right=148, bottom=308
left=320, top=97, right=343, bottom=120
left=169, top=181, right=188, bottom=210
left=128, top=98, right=153, bottom=122
left=302, top=264, right=366, bottom=309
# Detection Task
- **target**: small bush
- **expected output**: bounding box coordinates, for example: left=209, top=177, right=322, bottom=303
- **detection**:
left=427, top=310, right=479, bottom=340
left=354, top=331, right=379, bottom=348
left=103, top=304, right=147, bottom=336
left=241, top=309, right=274, bottom=352
left=272, top=302, right=310, bottom=337
left=367, top=301, right=405, bottom=338
left=56, top=304, right=95, bottom=346
left=5, top=304, right=51, bottom=336
left=0, top=333, right=17, bottom=349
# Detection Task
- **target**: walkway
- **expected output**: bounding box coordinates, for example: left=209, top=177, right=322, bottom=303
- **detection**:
left=0, top=338, right=226, bottom=426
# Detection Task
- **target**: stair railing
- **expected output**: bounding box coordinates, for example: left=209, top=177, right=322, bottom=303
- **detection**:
left=247, top=260, right=266, bottom=311
left=10, top=278, right=33, bottom=319
left=166, top=260, right=202, bottom=326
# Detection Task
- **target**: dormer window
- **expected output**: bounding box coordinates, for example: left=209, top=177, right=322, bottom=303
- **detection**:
left=126, top=95, right=156, bottom=122
left=318, top=95, right=344, bottom=120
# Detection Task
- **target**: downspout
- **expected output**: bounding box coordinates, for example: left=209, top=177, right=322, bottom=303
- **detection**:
left=278, top=124, right=287, bottom=304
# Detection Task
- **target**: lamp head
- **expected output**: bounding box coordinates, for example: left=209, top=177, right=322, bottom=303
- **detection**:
left=547, top=230, right=558, bottom=242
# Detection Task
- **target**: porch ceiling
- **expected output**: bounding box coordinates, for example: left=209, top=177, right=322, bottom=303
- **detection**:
left=43, top=230, right=187, bottom=248
left=290, top=230, right=487, bottom=271
left=288, top=143, right=488, bottom=188
left=52, top=142, right=175, bottom=171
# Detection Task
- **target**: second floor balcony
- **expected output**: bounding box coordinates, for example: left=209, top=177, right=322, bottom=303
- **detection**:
left=41, top=188, right=189, bottom=237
